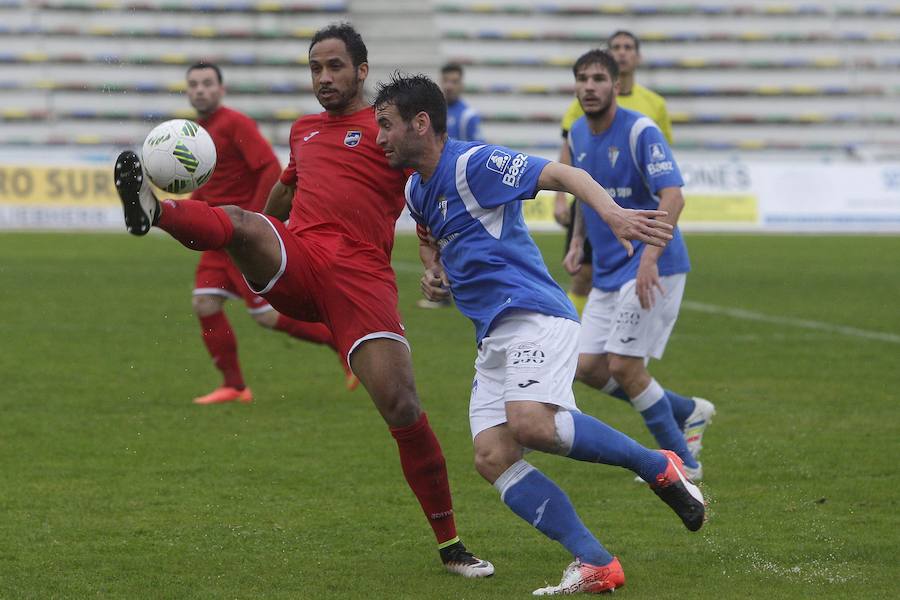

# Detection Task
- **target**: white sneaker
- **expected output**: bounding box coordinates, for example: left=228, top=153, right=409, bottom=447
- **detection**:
left=439, top=540, right=494, bottom=578
left=684, top=397, right=716, bottom=458
left=114, top=150, right=159, bottom=236
left=533, top=558, right=625, bottom=595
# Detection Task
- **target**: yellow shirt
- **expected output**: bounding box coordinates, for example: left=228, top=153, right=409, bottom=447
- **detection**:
left=560, top=82, right=673, bottom=143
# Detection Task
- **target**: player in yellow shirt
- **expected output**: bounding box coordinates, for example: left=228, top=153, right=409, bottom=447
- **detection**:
left=555, top=30, right=673, bottom=314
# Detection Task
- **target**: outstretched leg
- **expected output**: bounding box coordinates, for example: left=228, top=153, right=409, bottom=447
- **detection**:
left=115, top=150, right=281, bottom=285
left=350, top=337, right=493, bottom=578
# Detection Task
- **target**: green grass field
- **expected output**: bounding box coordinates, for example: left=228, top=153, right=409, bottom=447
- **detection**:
left=1, top=232, right=898, bottom=599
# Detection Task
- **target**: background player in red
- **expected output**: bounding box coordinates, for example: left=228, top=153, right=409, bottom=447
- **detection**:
left=184, top=62, right=353, bottom=405
left=114, top=25, right=493, bottom=576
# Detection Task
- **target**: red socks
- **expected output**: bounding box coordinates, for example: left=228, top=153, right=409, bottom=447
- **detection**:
left=199, top=312, right=244, bottom=389
left=159, top=199, right=234, bottom=250
left=390, top=412, right=458, bottom=545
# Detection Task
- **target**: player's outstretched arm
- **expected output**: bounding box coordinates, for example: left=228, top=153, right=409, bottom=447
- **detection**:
left=538, top=161, right=673, bottom=256
left=263, top=181, right=294, bottom=221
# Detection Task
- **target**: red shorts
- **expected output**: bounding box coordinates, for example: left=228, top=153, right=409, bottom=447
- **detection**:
left=249, top=216, right=407, bottom=361
left=194, top=249, right=271, bottom=313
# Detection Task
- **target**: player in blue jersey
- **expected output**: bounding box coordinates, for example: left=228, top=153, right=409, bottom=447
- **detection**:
left=441, top=63, right=483, bottom=142
left=373, top=73, right=705, bottom=595
left=565, top=49, right=715, bottom=482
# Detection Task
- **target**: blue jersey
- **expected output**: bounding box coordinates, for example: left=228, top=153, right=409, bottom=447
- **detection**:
left=406, top=139, right=578, bottom=342
left=446, top=99, right=483, bottom=142
left=569, top=107, right=690, bottom=291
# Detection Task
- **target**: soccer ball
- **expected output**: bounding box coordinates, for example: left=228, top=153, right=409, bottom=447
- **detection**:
left=141, top=119, right=217, bottom=194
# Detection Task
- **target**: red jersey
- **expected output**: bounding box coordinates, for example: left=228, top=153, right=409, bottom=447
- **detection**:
left=193, top=106, right=280, bottom=210
left=280, top=105, right=407, bottom=260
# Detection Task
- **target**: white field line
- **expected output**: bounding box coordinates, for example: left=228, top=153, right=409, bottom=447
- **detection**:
left=391, top=260, right=900, bottom=345
left=682, top=301, right=900, bottom=345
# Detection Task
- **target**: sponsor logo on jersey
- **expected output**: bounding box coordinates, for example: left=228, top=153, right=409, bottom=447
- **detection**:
left=608, top=187, right=632, bottom=199
left=438, top=195, right=448, bottom=220
left=486, top=149, right=511, bottom=174
left=649, top=143, right=666, bottom=161
left=303, top=130, right=320, bottom=142
left=608, top=146, right=620, bottom=167
left=577, top=152, right=587, bottom=163
left=343, top=130, right=362, bottom=147
left=502, top=153, right=529, bottom=187
left=647, top=161, right=674, bottom=176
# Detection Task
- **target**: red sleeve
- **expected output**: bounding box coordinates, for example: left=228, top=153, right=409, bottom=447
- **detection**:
left=280, top=152, right=296, bottom=186
left=233, top=113, right=279, bottom=172
left=232, top=114, right=281, bottom=210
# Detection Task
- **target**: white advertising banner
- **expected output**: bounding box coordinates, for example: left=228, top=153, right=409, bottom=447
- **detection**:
left=1, top=147, right=899, bottom=233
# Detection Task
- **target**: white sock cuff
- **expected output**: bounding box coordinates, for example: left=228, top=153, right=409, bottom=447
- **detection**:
left=601, top=377, right=620, bottom=394
left=553, top=410, right=576, bottom=456
left=631, top=378, right=666, bottom=412
left=493, top=459, right=535, bottom=502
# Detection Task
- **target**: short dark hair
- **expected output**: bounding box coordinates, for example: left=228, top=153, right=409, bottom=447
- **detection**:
left=572, top=49, right=619, bottom=80
left=187, top=62, right=223, bottom=84
left=374, top=72, right=447, bottom=136
left=441, top=63, right=464, bottom=77
left=607, top=30, right=640, bottom=53
left=309, top=22, right=367, bottom=67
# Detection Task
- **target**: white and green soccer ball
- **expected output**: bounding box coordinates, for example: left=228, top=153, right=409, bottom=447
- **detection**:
left=141, top=119, right=217, bottom=194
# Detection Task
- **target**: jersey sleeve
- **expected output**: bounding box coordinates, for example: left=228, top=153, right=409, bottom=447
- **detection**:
left=233, top=113, right=280, bottom=172
left=654, top=100, right=675, bottom=145
left=403, top=175, right=426, bottom=227
left=560, top=98, right=583, bottom=136
left=463, top=145, right=551, bottom=209
left=466, top=112, right=484, bottom=142
left=635, top=124, right=683, bottom=193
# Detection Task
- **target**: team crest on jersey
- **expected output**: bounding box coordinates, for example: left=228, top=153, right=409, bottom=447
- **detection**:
left=649, top=143, right=666, bottom=161
left=485, top=149, right=511, bottom=174
left=437, top=195, right=448, bottom=220
left=344, top=130, right=362, bottom=147
left=608, top=146, right=620, bottom=167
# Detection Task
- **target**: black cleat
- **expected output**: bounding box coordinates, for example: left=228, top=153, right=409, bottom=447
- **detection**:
left=439, top=540, right=495, bottom=578
left=650, top=450, right=706, bottom=532
left=114, top=150, right=158, bottom=236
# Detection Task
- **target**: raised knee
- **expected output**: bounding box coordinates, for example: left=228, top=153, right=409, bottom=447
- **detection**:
left=251, top=309, right=277, bottom=329
left=607, top=356, right=633, bottom=381
left=192, top=295, right=222, bottom=317
left=473, top=445, right=518, bottom=484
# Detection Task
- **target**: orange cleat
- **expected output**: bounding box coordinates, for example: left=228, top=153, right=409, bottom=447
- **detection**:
left=533, top=557, right=625, bottom=595
left=193, top=386, right=253, bottom=405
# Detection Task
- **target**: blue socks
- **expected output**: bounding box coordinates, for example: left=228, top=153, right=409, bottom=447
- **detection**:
left=631, top=380, right=699, bottom=468
left=666, top=389, right=696, bottom=429
left=495, top=461, right=613, bottom=567
left=603, top=378, right=696, bottom=430
left=555, top=410, right=667, bottom=482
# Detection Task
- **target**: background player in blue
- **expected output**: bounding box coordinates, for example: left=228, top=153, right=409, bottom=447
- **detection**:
left=441, top=63, right=483, bottom=142
left=565, top=49, right=716, bottom=482
left=374, top=73, right=705, bottom=595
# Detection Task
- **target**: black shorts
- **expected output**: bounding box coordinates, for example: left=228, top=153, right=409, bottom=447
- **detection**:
left=564, top=201, right=593, bottom=265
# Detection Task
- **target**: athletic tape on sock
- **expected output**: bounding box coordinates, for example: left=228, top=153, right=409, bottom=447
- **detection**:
left=493, top=460, right=535, bottom=502
left=601, top=377, right=620, bottom=395
left=631, top=378, right=666, bottom=412
left=553, top=410, right=575, bottom=456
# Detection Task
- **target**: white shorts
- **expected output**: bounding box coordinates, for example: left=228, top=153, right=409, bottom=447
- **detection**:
left=578, top=273, right=687, bottom=360
left=469, top=310, right=581, bottom=439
